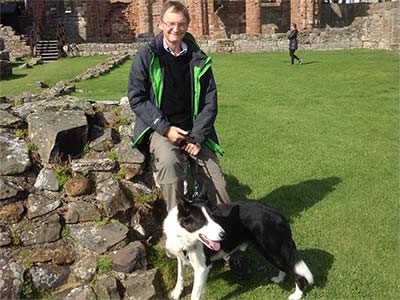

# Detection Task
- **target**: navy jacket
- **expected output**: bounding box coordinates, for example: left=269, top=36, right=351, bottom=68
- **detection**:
left=127, top=32, right=224, bottom=155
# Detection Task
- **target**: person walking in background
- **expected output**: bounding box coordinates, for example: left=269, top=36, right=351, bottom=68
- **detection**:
left=288, top=23, right=303, bottom=65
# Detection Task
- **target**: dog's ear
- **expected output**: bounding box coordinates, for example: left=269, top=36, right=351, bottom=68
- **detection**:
left=176, top=189, right=190, bottom=216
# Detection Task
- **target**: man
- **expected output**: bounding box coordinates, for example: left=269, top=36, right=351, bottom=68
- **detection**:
left=128, top=1, right=229, bottom=211
left=128, top=0, right=250, bottom=277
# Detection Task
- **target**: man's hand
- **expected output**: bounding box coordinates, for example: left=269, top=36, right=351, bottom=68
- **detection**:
left=182, top=142, right=201, bottom=156
left=165, top=126, right=188, bottom=145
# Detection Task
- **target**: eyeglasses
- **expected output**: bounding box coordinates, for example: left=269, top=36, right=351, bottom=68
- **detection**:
left=160, top=19, right=188, bottom=30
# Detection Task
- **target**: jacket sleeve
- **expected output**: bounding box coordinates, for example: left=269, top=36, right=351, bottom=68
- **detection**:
left=288, top=30, right=295, bottom=39
left=191, top=68, right=218, bottom=145
left=127, top=48, right=170, bottom=136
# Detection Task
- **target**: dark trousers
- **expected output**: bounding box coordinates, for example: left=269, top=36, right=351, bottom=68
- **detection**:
left=289, top=49, right=300, bottom=64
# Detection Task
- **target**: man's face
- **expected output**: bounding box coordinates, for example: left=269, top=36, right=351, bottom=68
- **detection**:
left=159, top=7, right=188, bottom=46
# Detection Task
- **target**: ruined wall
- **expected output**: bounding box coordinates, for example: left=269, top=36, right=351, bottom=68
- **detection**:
left=262, top=1, right=291, bottom=34
left=290, top=0, right=320, bottom=30
left=321, top=1, right=399, bottom=50
left=25, top=0, right=65, bottom=40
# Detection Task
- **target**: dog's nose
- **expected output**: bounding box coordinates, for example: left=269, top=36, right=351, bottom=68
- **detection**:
left=219, top=231, right=226, bottom=240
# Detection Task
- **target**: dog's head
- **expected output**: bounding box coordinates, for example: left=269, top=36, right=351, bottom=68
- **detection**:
left=176, top=187, right=225, bottom=252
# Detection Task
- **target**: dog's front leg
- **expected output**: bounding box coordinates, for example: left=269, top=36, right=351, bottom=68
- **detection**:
left=188, top=246, right=210, bottom=300
left=170, top=256, right=185, bottom=300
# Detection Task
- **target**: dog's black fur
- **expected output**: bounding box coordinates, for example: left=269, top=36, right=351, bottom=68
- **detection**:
left=168, top=189, right=313, bottom=299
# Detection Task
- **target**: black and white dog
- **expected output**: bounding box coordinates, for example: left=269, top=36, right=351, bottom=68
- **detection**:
left=163, top=189, right=314, bottom=300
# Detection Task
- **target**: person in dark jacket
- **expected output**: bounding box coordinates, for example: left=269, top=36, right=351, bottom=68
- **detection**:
left=288, top=23, right=303, bottom=65
left=127, top=1, right=230, bottom=212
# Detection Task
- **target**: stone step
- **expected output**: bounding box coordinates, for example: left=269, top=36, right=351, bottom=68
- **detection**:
left=36, top=40, right=59, bottom=61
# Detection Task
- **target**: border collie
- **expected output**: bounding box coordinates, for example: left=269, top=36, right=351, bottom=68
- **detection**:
left=163, top=190, right=313, bottom=300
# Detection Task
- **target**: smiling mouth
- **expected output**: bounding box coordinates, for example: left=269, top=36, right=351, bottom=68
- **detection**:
left=199, top=234, right=221, bottom=251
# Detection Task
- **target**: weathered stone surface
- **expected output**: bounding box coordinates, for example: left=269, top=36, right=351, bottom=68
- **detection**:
left=0, top=131, right=31, bottom=175
left=20, top=214, right=61, bottom=246
left=31, top=81, right=49, bottom=89
left=27, top=110, right=88, bottom=163
left=71, top=158, right=116, bottom=173
left=34, top=168, right=59, bottom=191
left=27, top=56, right=43, bottom=67
left=64, top=202, right=101, bottom=224
left=29, top=263, right=70, bottom=291
left=94, top=275, right=121, bottom=300
left=42, top=80, right=76, bottom=98
left=27, top=192, right=61, bottom=219
left=89, top=127, right=119, bottom=152
left=118, top=124, right=134, bottom=137
left=64, top=177, right=92, bottom=197
left=110, top=241, right=147, bottom=273
left=0, top=202, right=24, bottom=225
left=27, top=242, right=76, bottom=265
left=96, top=177, right=133, bottom=218
left=55, top=285, right=97, bottom=300
left=68, top=222, right=129, bottom=254
left=0, top=110, right=22, bottom=128
left=0, top=227, right=11, bottom=246
left=0, top=178, right=19, bottom=200
left=115, top=137, right=145, bottom=164
left=102, top=110, right=119, bottom=128
left=125, top=269, right=164, bottom=300
left=0, top=256, right=25, bottom=300
left=72, top=255, right=97, bottom=281
left=12, top=97, right=95, bottom=119
left=119, top=163, right=142, bottom=180
left=119, top=96, right=135, bottom=124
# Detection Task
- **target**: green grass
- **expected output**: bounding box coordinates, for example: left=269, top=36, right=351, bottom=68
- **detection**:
left=0, top=56, right=110, bottom=97
left=70, top=58, right=133, bottom=101
left=2, top=49, right=399, bottom=299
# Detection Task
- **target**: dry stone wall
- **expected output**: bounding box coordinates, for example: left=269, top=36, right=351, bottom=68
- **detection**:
left=0, top=54, right=168, bottom=300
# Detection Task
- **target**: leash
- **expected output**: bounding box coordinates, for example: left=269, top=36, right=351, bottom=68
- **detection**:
left=178, top=131, right=201, bottom=201
left=190, top=156, right=200, bottom=201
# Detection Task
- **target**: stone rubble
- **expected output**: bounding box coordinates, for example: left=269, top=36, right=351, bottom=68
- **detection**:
left=0, top=53, right=166, bottom=299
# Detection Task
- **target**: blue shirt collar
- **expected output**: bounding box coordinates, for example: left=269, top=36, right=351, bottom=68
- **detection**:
left=163, top=39, right=188, bottom=57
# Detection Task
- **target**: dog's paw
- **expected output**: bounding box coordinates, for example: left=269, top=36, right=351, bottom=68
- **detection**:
left=169, top=288, right=182, bottom=300
left=271, top=275, right=284, bottom=283
left=288, top=291, right=303, bottom=300
left=271, top=271, right=285, bottom=283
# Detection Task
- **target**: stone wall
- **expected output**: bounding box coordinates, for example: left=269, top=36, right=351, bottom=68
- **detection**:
left=321, top=1, right=399, bottom=50
left=0, top=54, right=167, bottom=300
left=64, top=1, right=398, bottom=56
left=0, top=25, right=31, bottom=61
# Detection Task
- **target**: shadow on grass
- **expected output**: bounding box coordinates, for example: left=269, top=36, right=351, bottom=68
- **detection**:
left=2, top=73, right=27, bottom=80
left=226, top=175, right=342, bottom=222
left=209, top=247, right=333, bottom=300
left=301, top=61, right=318, bottom=65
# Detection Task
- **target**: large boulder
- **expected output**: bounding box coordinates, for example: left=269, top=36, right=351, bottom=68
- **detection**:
left=27, top=110, right=88, bottom=163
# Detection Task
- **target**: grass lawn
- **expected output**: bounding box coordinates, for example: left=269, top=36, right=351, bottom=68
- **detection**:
left=0, top=56, right=110, bottom=97
left=2, top=49, right=399, bottom=299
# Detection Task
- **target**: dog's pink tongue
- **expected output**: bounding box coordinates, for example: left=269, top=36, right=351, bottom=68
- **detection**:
left=210, top=240, right=221, bottom=251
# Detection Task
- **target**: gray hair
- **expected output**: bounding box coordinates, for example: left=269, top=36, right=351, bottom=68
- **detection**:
left=160, top=1, right=190, bottom=25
